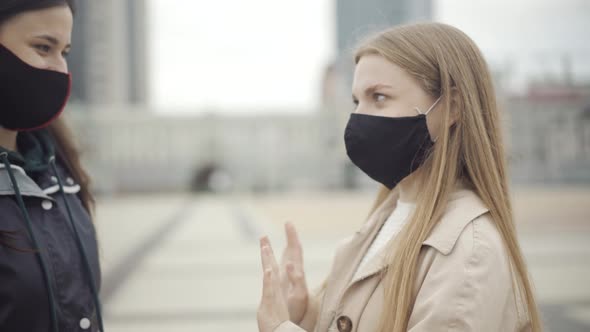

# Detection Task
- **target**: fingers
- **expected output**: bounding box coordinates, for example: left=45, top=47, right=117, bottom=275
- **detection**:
left=279, top=261, right=290, bottom=298
left=260, top=236, right=281, bottom=292
left=260, top=237, right=280, bottom=272
left=286, top=261, right=307, bottom=291
left=285, top=222, right=301, bottom=249
left=262, top=265, right=273, bottom=299
left=285, top=222, right=303, bottom=262
left=258, top=236, right=291, bottom=332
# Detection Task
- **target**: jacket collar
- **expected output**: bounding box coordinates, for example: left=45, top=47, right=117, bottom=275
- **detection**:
left=0, top=129, right=55, bottom=175
left=0, top=164, right=54, bottom=200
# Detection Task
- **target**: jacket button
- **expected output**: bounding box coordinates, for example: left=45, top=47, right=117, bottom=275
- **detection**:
left=336, top=315, right=353, bottom=332
left=41, top=200, right=53, bottom=210
left=79, top=317, right=91, bottom=329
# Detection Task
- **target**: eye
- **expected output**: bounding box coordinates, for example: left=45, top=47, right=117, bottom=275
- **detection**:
left=352, top=97, right=359, bottom=109
left=373, top=93, right=387, bottom=103
left=34, top=44, right=51, bottom=53
left=62, top=50, right=70, bottom=58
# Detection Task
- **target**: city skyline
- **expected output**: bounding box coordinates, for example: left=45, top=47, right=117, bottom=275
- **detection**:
left=144, top=0, right=589, bottom=113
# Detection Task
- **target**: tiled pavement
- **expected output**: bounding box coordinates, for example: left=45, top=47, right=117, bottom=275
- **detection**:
left=96, top=188, right=590, bottom=332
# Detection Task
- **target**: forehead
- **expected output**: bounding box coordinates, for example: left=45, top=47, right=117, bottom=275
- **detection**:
left=2, top=6, right=73, bottom=41
left=353, top=54, right=415, bottom=91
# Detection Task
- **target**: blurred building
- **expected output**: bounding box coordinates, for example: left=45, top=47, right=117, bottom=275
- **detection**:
left=508, top=83, right=590, bottom=184
left=65, top=92, right=589, bottom=193
left=330, top=0, right=433, bottom=94
left=68, top=0, right=148, bottom=105
left=67, top=109, right=348, bottom=193
left=336, top=0, right=433, bottom=54
left=62, top=0, right=589, bottom=192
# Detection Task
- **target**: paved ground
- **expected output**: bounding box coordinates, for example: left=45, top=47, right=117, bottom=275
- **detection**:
left=95, top=187, right=590, bottom=332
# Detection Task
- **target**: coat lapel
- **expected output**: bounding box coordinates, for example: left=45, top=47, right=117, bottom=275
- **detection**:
left=317, top=189, right=399, bottom=331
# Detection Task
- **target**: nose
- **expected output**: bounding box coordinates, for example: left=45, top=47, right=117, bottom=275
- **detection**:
left=354, top=102, right=370, bottom=115
left=47, top=56, right=68, bottom=74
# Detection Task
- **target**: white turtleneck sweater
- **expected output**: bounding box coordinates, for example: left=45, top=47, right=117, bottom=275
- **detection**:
left=354, top=199, right=415, bottom=279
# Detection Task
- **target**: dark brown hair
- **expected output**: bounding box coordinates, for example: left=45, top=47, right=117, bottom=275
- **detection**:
left=48, top=119, right=94, bottom=213
left=0, top=0, right=75, bottom=21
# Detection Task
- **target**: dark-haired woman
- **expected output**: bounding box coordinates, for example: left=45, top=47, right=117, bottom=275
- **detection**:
left=0, top=1, right=103, bottom=331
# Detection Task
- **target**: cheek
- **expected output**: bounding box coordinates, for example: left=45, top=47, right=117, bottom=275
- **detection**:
left=18, top=49, right=48, bottom=69
left=380, top=100, right=418, bottom=118
left=2, top=43, right=47, bottom=69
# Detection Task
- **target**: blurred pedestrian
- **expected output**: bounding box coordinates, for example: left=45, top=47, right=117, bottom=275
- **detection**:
left=257, top=22, right=542, bottom=332
left=0, top=1, right=103, bottom=331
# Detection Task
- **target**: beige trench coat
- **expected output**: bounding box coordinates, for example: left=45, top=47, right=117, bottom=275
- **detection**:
left=275, top=188, right=531, bottom=332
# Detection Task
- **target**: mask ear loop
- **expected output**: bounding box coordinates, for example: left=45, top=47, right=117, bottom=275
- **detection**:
left=414, top=95, right=443, bottom=115
left=414, top=95, right=443, bottom=142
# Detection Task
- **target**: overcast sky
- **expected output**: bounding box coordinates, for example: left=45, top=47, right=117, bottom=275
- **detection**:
left=148, top=0, right=336, bottom=113
left=149, top=0, right=590, bottom=113
left=436, top=0, right=590, bottom=90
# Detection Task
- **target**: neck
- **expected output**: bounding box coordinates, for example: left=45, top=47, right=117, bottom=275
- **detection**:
left=0, top=128, right=18, bottom=152
left=398, top=168, right=425, bottom=203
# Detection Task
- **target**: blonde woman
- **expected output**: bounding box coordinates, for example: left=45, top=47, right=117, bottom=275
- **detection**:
left=256, top=23, right=542, bottom=332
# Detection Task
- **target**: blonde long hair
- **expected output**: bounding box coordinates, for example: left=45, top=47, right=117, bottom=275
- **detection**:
left=355, top=23, right=542, bottom=331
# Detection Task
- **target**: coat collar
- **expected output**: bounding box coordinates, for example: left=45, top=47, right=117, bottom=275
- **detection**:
left=348, top=186, right=490, bottom=286
left=422, top=189, right=489, bottom=255
left=317, top=185, right=491, bottom=329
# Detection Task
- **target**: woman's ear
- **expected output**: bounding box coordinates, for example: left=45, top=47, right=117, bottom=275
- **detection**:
left=447, top=88, right=460, bottom=126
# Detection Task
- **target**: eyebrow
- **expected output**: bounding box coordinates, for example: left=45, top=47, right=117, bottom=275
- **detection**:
left=34, top=34, right=71, bottom=49
left=352, top=83, right=394, bottom=99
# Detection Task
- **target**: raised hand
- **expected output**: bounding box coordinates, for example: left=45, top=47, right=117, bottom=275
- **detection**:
left=280, top=222, right=309, bottom=324
left=257, top=236, right=289, bottom=332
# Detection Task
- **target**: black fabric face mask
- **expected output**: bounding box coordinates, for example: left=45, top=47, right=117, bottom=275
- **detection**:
left=344, top=97, right=441, bottom=189
left=0, top=43, right=71, bottom=131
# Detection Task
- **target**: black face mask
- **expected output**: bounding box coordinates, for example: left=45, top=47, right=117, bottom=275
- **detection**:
left=0, top=43, right=71, bottom=131
left=344, top=97, right=441, bottom=189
